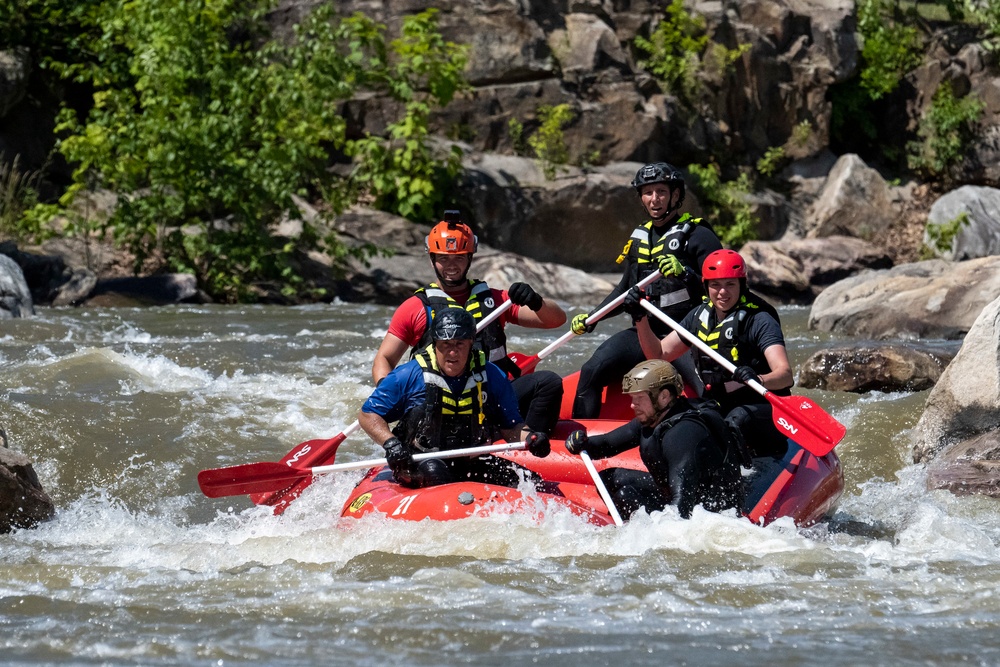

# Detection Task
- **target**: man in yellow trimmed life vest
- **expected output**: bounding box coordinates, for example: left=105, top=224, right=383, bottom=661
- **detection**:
left=570, top=163, right=722, bottom=418
left=627, top=249, right=793, bottom=460
left=371, top=210, right=566, bottom=437
left=360, top=308, right=550, bottom=488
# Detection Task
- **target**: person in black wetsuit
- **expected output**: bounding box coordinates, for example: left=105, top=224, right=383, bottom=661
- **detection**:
left=569, top=162, right=722, bottom=418
left=627, top=248, right=793, bottom=460
left=565, top=359, right=742, bottom=519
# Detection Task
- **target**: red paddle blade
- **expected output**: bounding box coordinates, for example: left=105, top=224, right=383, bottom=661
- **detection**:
left=767, top=393, right=846, bottom=456
left=510, top=352, right=540, bottom=374
left=249, top=433, right=346, bottom=507
left=198, top=462, right=310, bottom=498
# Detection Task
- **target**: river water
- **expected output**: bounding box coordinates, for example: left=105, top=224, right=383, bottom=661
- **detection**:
left=2, top=302, right=998, bottom=666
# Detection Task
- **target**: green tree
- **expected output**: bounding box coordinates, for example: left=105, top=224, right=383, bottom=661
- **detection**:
left=634, top=0, right=708, bottom=103
left=6, top=1, right=467, bottom=302
left=907, top=82, right=984, bottom=178
left=687, top=163, right=757, bottom=247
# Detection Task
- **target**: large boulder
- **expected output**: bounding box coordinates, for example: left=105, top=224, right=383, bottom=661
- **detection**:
left=924, top=185, right=1000, bottom=260
left=805, top=154, right=894, bottom=240
left=0, top=430, right=55, bottom=533
left=910, top=294, right=1000, bottom=464
left=741, top=235, right=893, bottom=301
left=808, top=257, right=1000, bottom=340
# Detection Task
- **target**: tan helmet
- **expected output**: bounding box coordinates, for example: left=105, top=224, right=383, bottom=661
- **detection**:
left=622, top=359, right=683, bottom=398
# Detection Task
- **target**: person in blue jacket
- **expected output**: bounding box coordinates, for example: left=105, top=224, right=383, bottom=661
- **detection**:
left=359, top=308, right=550, bottom=488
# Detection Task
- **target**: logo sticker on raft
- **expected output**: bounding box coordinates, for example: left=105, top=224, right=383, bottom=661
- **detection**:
left=348, top=492, right=372, bottom=513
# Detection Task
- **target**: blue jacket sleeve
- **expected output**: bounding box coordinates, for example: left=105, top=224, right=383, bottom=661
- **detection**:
left=361, top=360, right=426, bottom=423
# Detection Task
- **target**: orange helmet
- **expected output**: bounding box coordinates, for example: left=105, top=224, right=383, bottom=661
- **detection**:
left=701, top=249, right=747, bottom=280
left=425, top=210, right=477, bottom=255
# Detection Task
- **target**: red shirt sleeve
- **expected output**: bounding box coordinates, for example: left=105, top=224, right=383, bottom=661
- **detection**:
left=386, top=296, right=430, bottom=347
left=493, top=288, right=521, bottom=326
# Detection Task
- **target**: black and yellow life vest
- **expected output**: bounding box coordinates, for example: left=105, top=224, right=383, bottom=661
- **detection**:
left=403, top=344, right=490, bottom=452
left=414, top=280, right=518, bottom=377
left=691, top=293, right=778, bottom=396
left=619, top=213, right=703, bottom=314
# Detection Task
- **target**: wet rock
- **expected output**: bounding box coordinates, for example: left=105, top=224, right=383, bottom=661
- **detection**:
left=798, top=344, right=953, bottom=393
left=80, top=274, right=207, bottom=307
left=926, top=430, right=1000, bottom=498
left=0, top=253, right=34, bottom=318
left=0, top=433, right=55, bottom=533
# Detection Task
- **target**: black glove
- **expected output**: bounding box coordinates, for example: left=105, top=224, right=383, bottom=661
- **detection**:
left=732, top=365, right=761, bottom=386
left=565, top=430, right=588, bottom=455
left=383, top=437, right=414, bottom=483
left=508, top=282, right=544, bottom=311
left=524, top=431, right=550, bottom=458
left=623, top=286, right=646, bottom=320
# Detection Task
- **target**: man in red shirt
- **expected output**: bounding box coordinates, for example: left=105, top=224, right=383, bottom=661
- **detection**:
left=372, top=211, right=567, bottom=435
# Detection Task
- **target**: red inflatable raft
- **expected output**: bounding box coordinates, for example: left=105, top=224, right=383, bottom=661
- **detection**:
left=339, top=371, right=844, bottom=527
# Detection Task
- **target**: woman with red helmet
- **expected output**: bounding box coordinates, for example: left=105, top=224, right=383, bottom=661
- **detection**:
left=625, top=248, right=793, bottom=459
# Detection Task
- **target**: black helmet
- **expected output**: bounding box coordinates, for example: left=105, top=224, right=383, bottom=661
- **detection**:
left=630, top=162, right=686, bottom=206
left=431, top=308, right=476, bottom=341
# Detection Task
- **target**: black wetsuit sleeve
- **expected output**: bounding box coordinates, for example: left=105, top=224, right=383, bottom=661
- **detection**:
left=582, top=419, right=642, bottom=460
left=687, top=224, right=723, bottom=271
left=659, top=417, right=716, bottom=519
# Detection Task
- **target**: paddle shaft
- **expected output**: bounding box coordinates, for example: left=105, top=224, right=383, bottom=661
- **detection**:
left=311, top=441, right=527, bottom=474
left=639, top=299, right=844, bottom=455
left=522, top=271, right=664, bottom=369
left=580, top=451, right=624, bottom=526
left=198, top=442, right=529, bottom=497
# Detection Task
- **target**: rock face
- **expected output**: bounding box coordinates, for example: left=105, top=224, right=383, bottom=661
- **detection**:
left=910, top=294, right=1000, bottom=465
left=808, top=257, right=1000, bottom=340
left=798, top=344, right=953, bottom=393
left=0, top=432, right=55, bottom=533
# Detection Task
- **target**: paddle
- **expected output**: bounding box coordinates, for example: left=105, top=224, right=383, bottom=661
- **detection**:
left=199, top=441, right=528, bottom=498
left=514, top=271, right=664, bottom=373
left=639, top=299, right=845, bottom=456
left=245, top=298, right=515, bottom=507
left=579, top=451, right=624, bottom=526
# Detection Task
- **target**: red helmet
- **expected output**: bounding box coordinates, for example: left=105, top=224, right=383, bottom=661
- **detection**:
left=426, top=211, right=477, bottom=255
left=701, top=249, right=747, bottom=280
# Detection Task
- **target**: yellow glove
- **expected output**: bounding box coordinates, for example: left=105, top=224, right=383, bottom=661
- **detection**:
left=571, top=313, right=593, bottom=335
left=657, top=254, right=684, bottom=277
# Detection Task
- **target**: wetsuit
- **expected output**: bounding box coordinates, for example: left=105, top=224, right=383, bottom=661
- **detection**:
left=580, top=397, right=743, bottom=519
left=572, top=214, right=722, bottom=418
